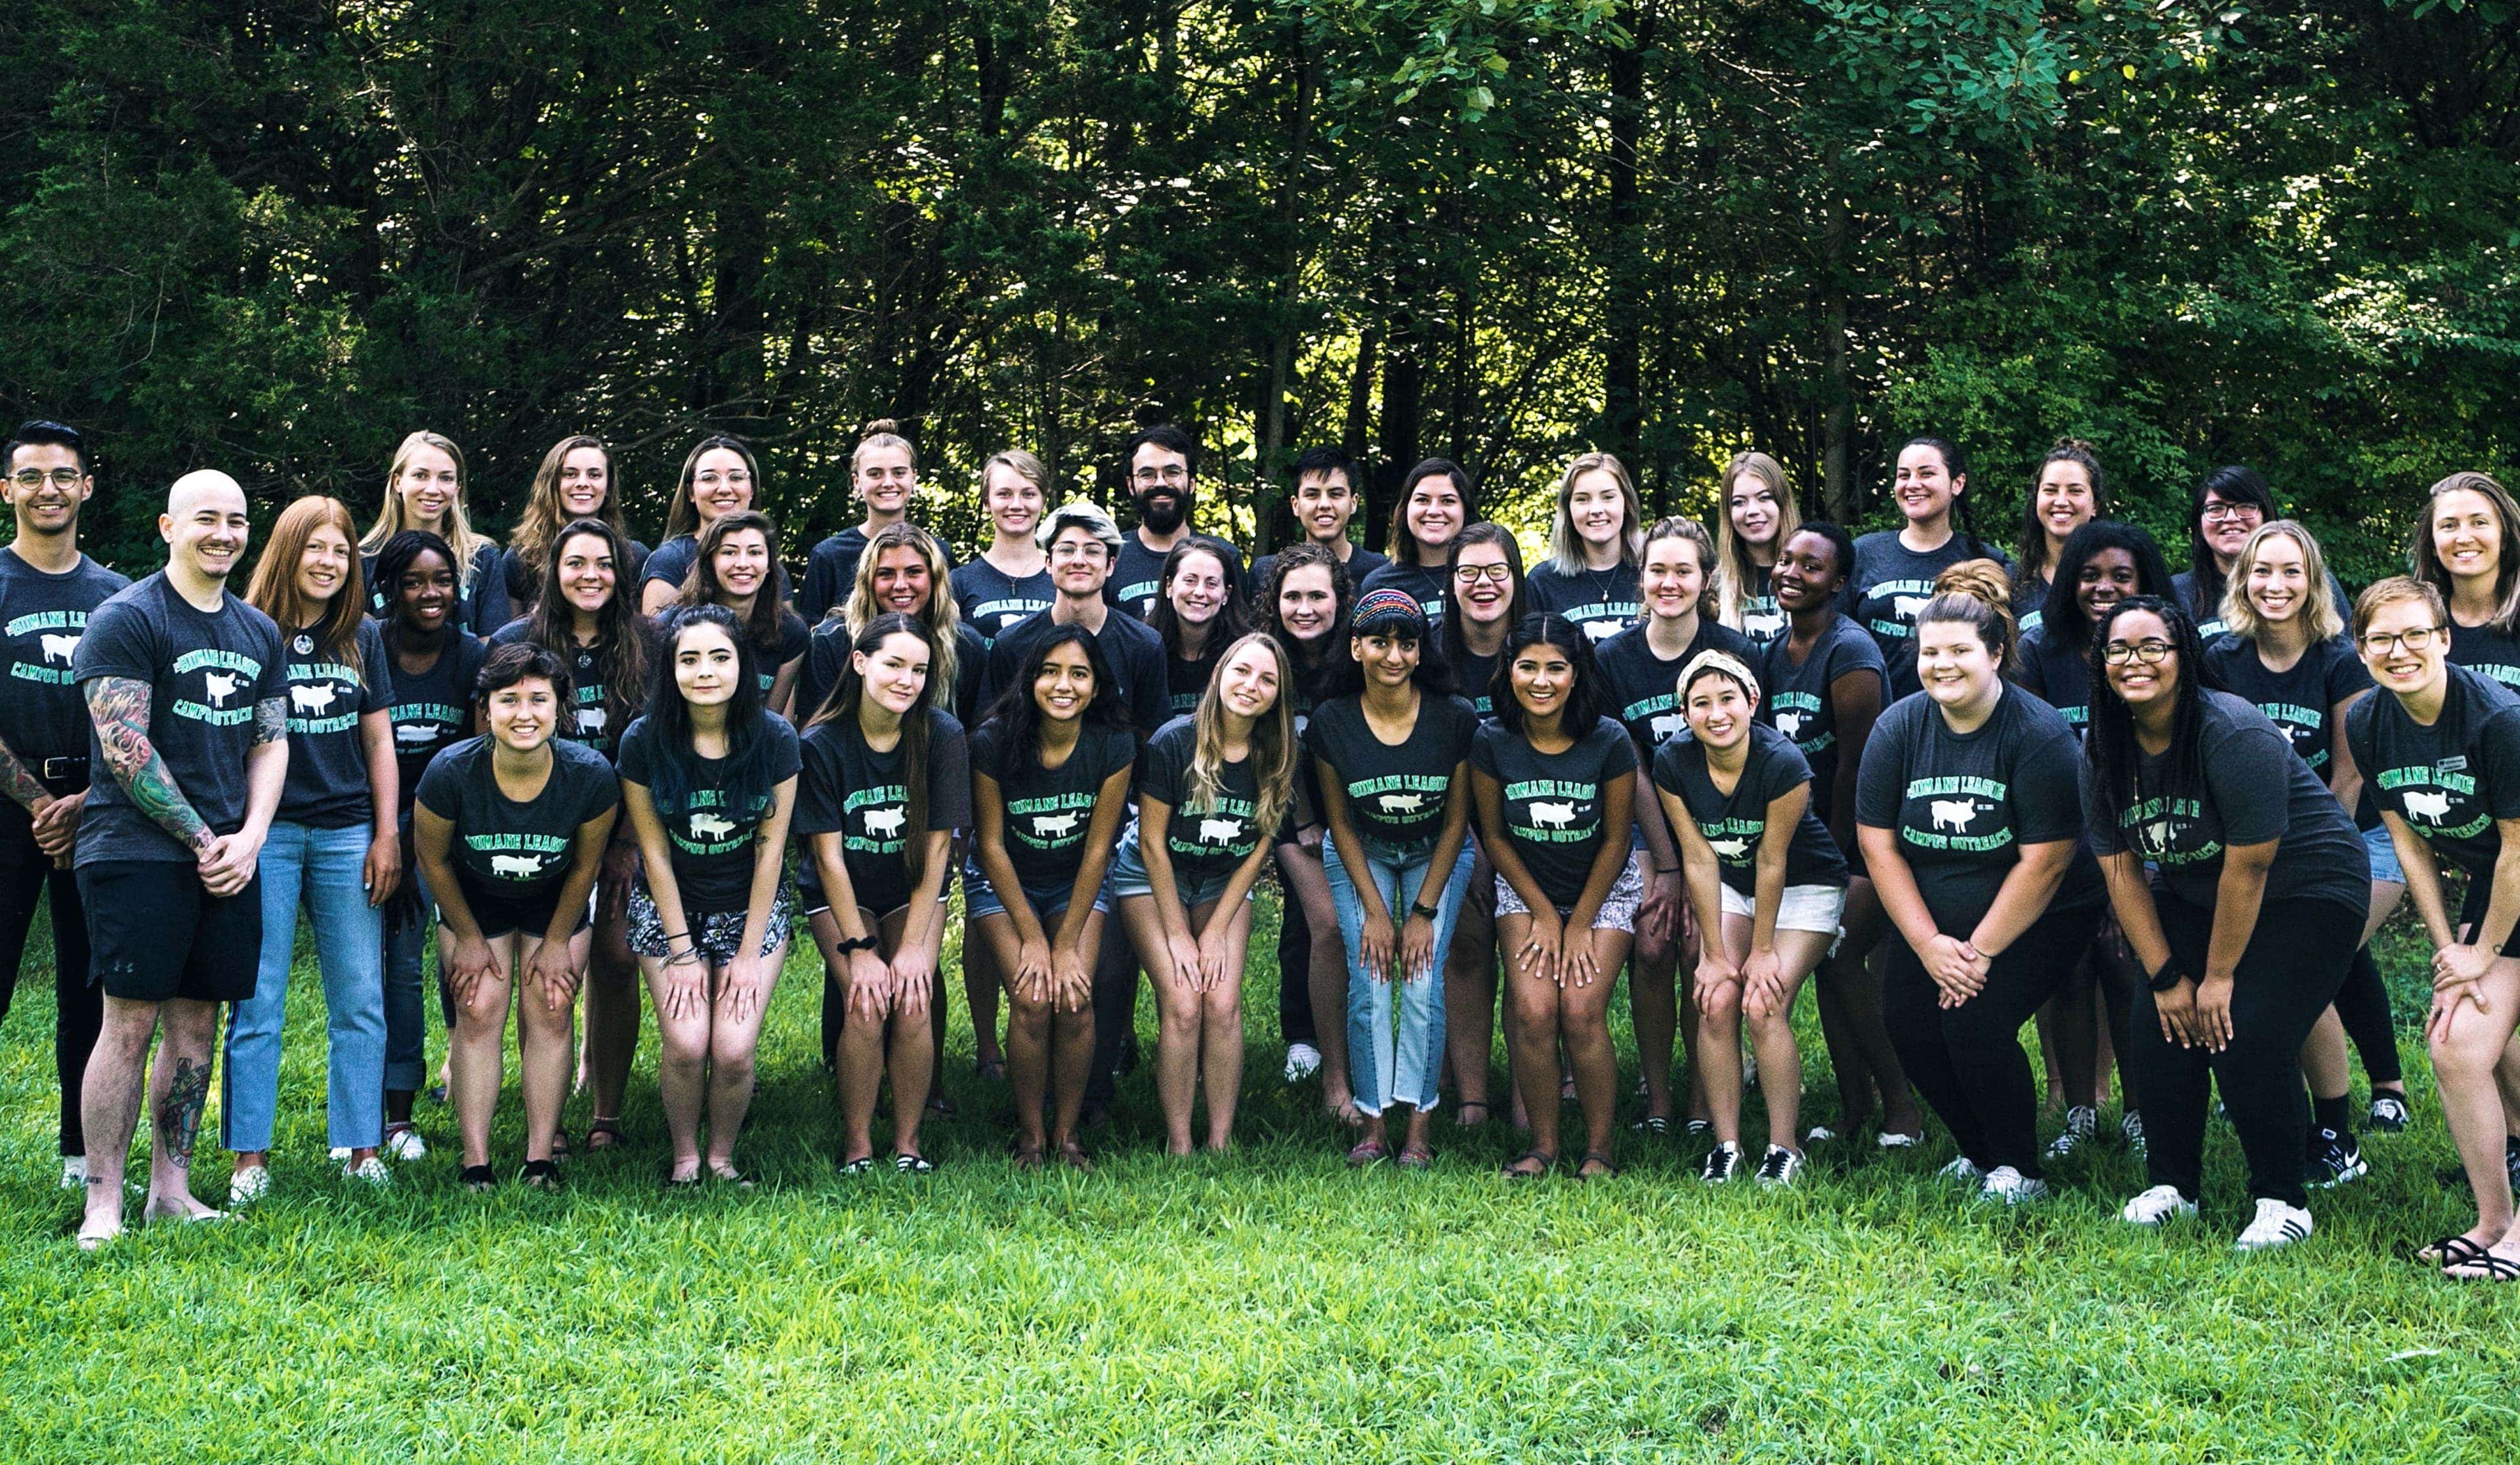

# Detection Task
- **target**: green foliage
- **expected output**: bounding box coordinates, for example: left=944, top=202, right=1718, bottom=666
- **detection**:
left=1, top=0, right=2513, bottom=578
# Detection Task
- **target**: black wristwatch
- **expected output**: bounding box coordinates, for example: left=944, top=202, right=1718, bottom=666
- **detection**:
left=2146, top=958, right=2186, bottom=993
left=1410, top=901, right=1441, bottom=922
left=837, top=935, right=880, bottom=955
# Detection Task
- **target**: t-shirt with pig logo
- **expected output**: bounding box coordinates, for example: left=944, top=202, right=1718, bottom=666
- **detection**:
left=2346, top=662, right=2520, bottom=878
left=2201, top=632, right=2370, bottom=778
left=415, top=733, right=620, bottom=912
left=1652, top=722, right=1847, bottom=898
left=1525, top=561, right=1644, bottom=647
left=793, top=708, right=967, bottom=916
left=487, top=618, right=652, bottom=761
left=1135, top=715, right=1268, bottom=887
left=970, top=718, right=1137, bottom=907
left=1302, top=692, right=1479, bottom=854
left=277, top=618, right=396, bottom=828
left=621, top=711, right=808, bottom=915
left=0, top=546, right=128, bottom=777
left=74, top=572, right=287, bottom=866
left=1597, top=618, right=1760, bottom=762
left=2085, top=690, right=2366, bottom=912
left=1846, top=532, right=2010, bottom=701
left=1759, top=615, right=1885, bottom=828
left=1469, top=716, right=1638, bottom=909
left=1854, top=681, right=2100, bottom=929
left=385, top=630, right=486, bottom=815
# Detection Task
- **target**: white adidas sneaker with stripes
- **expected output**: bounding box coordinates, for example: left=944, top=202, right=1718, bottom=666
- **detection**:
left=2234, top=1198, right=2314, bottom=1252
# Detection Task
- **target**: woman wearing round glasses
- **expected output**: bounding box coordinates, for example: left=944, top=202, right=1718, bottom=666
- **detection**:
left=2345, top=577, right=2520, bottom=1281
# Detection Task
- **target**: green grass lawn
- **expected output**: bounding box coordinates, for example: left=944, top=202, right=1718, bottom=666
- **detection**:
left=2, top=891, right=2513, bottom=1461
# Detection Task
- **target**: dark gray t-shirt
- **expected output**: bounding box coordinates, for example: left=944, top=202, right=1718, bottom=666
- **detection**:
left=2448, top=616, right=2520, bottom=698
left=1597, top=618, right=1761, bottom=755
left=1135, top=714, right=1269, bottom=885
left=1759, top=614, right=1885, bottom=827
left=0, top=548, right=129, bottom=767
left=1846, top=532, right=2011, bottom=701
left=2012, top=621, right=2092, bottom=734
left=982, top=608, right=1171, bottom=736
left=1854, top=684, right=2103, bottom=929
left=1456, top=644, right=1502, bottom=717
left=1469, top=716, right=1639, bottom=908
left=618, top=711, right=805, bottom=914
left=2201, top=632, right=2370, bottom=776
left=278, top=617, right=396, bottom=828
left=1359, top=560, right=1449, bottom=631
left=2086, top=690, right=2367, bottom=911
left=1303, top=693, right=1479, bottom=853
left=950, top=559, right=1056, bottom=646
left=971, top=718, right=1137, bottom=900
left=415, top=733, right=620, bottom=908
left=1653, top=722, right=1847, bottom=895
left=792, top=709, right=966, bottom=915
left=486, top=618, right=651, bottom=761
left=1525, top=561, right=1643, bottom=648
left=1734, top=562, right=1787, bottom=645
left=2345, top=662, right=2520, bottom=876
left=387, top=631, right=486, bottom=816
left=75, top=574, right=287, bottom=866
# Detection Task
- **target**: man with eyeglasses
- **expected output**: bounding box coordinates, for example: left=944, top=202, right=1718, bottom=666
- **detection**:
left=1106, top=424, right=1244, bottom=622
left=0, top=422, right=129, bottom=1193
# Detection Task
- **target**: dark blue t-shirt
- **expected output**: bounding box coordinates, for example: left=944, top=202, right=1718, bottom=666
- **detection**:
left=0, top=547, right=129, bottom=768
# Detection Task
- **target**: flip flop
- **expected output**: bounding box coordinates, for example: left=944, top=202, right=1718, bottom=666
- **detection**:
left=1396, top=1144, right=1435, bottom=1170
left=1346, top=1139, right=1391, bottom=1168
left=1576, top=1151, right=1620, bottom=1181
left=2445, top=1252, right=2520, bottom=1283
left=1501, top=1149, right=1557, bottom=1179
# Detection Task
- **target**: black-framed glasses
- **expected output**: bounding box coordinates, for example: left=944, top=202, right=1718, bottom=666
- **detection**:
left=2101, top=639, right=2175, bottom=666
left=9, top=468, right=85, bottom=490
left=1131, top=466, right=1189, bottom=486
left=2200, top=501, right=2262, bottom=522
left=1454, top=563, right=1513, bottom=584
left=2360, top=626, right=2445, bottom=656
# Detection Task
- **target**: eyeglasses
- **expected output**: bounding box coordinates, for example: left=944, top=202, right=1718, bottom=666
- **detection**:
left=694, top=470, right=751, bottom=488
left=1454, top=564, right=1514, bottom=584
left=9, top=469, right=85, bottom=490
left=1131, top=467, right=1189, bottom=487
left=2200, top=501, right=2262, bottom=523
left=2100, top=639, right=2175, bottom=666
left=2360, top=626, right=2445, bottom=656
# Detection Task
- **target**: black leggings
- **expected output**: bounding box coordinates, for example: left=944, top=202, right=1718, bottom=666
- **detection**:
left=0, top=797, right=103, bottom=1156
left=2330, top=944, right=2401, bottom=1087
left=1885, top=897, right=2105, bottom=1179
left=1276, top=893, right=1318, bottom=1049
left=2134, top=893, right=2361, bottom=1209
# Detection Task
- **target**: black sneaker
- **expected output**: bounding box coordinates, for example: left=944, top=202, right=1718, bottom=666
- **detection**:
left=1699, top=1141, right=1743, bottom=1184
left=1754, top=1145, right=1803, bottom=1187
left=2305, top=1128, right=2368, bottom=1189
left=2367, top=1093, right=2409, bottom=1134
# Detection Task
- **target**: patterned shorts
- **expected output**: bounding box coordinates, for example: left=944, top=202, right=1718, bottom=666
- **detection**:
left=1493, top=851, right=1646, bottom=930
left=627, top=883, right=795, bottom=960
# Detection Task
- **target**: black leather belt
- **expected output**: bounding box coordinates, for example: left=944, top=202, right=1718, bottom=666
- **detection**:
left=40, top=755, right=87, bottom=784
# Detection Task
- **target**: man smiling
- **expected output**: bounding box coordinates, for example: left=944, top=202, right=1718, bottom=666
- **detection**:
left=1107, top=425, right=1244, bottom=622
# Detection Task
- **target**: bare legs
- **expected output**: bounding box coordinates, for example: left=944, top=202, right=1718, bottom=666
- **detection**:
left=1443, top=850, right=1523, bottom=1128
left=581, top=860, right=641, bottom=1132
left=1500, top=914, right=1633, bottom=1174
left=447, top=929, right=589, bottom=1171
left=79, top=996, right=220, bottom=1244
left=1276, top=843, right=1352, bottom=1122
left=1699, top=918, right=1835, bottom=1153
left=640, top=933, right=791, bottom=1181
left=978, top=908, right=1102, bottom=1164
left=1123, top=894, right=1253, bottom=1154
left=816, top=904, right=943, bottom=1166
left=2430, top=961, right=2520, bottom=1273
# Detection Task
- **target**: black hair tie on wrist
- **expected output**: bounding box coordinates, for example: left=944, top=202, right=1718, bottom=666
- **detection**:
left=2147, top=957, right=2186, bottom=993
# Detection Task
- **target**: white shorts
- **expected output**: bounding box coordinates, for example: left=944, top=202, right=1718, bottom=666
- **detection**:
left=1717, top=881, right=1847, bottom=936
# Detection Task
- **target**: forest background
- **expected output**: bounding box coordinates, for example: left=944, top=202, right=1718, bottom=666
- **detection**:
left=3, top=0, right=2515, bottom=580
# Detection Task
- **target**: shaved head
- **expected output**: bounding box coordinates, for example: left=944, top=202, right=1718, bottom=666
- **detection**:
left=166, top=469, right=246, bottom=518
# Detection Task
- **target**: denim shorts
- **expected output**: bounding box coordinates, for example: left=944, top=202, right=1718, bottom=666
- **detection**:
left=1718, top=880, right=1849, bottom=935
left=2364, top=824, right=2404, bottom=886
left=1110, top=822, right=1242, bottom=908
left=965, top=857, right=1111, bottom=922
left=1494, top=851, right=1647, bottom=929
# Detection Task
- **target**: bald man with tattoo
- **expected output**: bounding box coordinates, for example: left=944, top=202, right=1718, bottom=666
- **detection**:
left=71, top=471, right=288, bottom=1248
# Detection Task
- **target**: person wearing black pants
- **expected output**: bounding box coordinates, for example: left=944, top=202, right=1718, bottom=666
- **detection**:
left=1856, top=587, right=2106, bottom=1205
left=2087, top=597, right=2372, bottom=1249
left=0, top=419, right=129, bottom=1190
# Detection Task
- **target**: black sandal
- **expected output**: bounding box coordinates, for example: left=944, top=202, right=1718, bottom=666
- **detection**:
left=1628, top=1115, right=1671, bottom=1136
left=894, top=1152, right=936, bottom=1174
left=519, top=1159, right=562, bottom=1189
left=2418, top=1235, right=2492, bottom=1268
left=1576, top=1151, right=1620, bottom=1180
left=2446, top=1252, right=2520, bottom=1283
left=459, top=1164, right=497, bottom=1191
left=583, top=1118, right=627, bottom=1153
left=1502, top=1149, right=1557, bottom=1179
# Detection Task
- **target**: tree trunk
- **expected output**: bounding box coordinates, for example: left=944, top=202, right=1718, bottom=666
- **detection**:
left=1603, top=9, right=1648, bottom=482
left=1256, top=42, right=1321, bottom=557
left=1821, top=144, right=1855, bottom=523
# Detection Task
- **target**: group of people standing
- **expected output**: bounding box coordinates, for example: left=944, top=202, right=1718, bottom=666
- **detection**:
left=3, top=415, right=2513, bottom=1278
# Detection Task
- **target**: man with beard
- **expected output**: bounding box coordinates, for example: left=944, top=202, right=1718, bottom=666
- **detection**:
left=0, top=422, right=129, bottom=1192
left=1107, top=424, right=1244, bottom=621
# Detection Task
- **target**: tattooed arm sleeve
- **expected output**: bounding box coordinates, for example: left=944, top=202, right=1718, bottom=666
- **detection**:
left=83, top=675, right=213, bottom=855
left=0, top=734, right=50, bottom=813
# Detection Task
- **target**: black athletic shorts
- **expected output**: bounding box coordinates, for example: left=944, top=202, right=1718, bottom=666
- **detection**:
left=77, top=859, right=262, bottom=1004
left=454, top=877, right=591, bottom=942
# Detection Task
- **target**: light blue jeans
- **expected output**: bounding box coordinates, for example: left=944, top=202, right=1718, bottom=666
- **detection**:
left=222, top=820, right=387, bottom=1153
left=1324, top=838, right=1475, bottom=1114
left=381, top=815, right=435, bottom=1093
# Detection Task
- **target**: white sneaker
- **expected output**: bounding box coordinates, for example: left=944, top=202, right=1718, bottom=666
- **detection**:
left=1977, top=1166, right=2049, bottom=1205
left=2122, top=1110, right=2147, bottom=1158
left=1879, top=1130, right=1923, bottom=1150
left=1282, top=1042, right=1322, bottom=1083
left=344, top=1157, right=392, bottom=1188
left=2234, top=1198, right=2314, bottom=1252
left=2047, top=1105, right=2098, bottom=1159
left=327, top=1146, right=351, bottom=1162
left=58, top=1155, right=87, bottom=1191
left=226, top=1166, right=271, bottom=1208
left=2120, top=1184, right=2197, bottom=1225
left=1938, top=1156, right=1984, bottom=1185
left=1803, top=1126, right=1838, bottom=1147
left=383, top=1124, right=428, bottom=1162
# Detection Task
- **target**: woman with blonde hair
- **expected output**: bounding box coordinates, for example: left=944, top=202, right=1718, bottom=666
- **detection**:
left=1526, top=452, right=1645, bottom=646
left=228, top=496, right=400, bottom=1202
left=1113, top=632, right=1299, bottom=1153
left=476, top=435, right=648, bottom=633
left=1714, top=451, right=1800, bottom=643
left=641, top=435, right=776, bottom=616
left=804, top=421, right=952, bottom=626
left=950, top=450, right=1056, bottom=646
left=360, top=430, right=500, bottom=624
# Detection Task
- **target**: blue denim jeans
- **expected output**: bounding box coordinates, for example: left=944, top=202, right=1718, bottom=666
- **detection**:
left=1324, top=838, right=1474, bottom=1114
left=381, top=815, right=435, bottom=1093
left=222, top=820, right=387, bottom=1152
